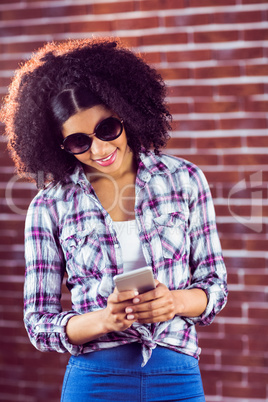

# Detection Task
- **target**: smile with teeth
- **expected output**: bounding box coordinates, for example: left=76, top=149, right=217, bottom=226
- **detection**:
left=100, top=153, right=114, bottom=162
left=94, top=149, right=117, bottom=166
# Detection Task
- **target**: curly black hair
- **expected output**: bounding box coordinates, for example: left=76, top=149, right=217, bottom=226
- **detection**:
left=0, top=38, right=171, bottom=185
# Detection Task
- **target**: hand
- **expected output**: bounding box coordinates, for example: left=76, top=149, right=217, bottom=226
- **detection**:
left=124, top=280, right=177, bottom=324
left=103, top=288, right=138, bottom=333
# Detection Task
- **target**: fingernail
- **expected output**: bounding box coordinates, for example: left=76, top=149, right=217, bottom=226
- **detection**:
left=127, top=314, right=135, bottom=320
left=133, top=298, right=140, bottom=304
left=125, top=307, right=133, bottom=313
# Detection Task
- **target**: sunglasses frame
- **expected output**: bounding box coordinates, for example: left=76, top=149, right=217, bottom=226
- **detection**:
left=61, top=117, right=124, bottom=155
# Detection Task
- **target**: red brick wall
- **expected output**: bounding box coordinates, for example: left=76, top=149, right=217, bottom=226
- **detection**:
left=0, top=1, right=267, bottom=401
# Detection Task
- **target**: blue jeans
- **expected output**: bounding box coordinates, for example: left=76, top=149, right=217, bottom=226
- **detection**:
left=61, top=343, right=205, bottom=401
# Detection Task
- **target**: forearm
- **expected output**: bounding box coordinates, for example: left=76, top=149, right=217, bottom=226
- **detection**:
left=66, top=309, right=108, bottom=345
left=66, top=289, right=138, bottom=345
left=171, top=288, right=208, bottom=318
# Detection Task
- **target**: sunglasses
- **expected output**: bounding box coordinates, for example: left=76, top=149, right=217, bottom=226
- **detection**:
left=61, top=116, right=124, bottom=155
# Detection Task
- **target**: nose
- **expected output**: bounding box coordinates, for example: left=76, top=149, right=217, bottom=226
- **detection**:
left=90, top=135, right=110, bottom=157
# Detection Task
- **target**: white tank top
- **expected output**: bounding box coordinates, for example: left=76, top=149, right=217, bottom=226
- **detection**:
left=113, top=220, right=147, bottom=272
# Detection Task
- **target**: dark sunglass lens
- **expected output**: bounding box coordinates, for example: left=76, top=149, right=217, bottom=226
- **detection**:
left=64, top=133, right=91, bottom=154
left=96, top=118, right=122, bottom=141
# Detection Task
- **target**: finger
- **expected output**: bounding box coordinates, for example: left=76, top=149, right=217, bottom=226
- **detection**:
left=137, top=303, right=175, bottom=320
left=110, top=288, right=139, bottom=303
left=135, top=306, right=175, bottom=324
left=126, top=298, right=163, bottom=314
left=132, top=283, right=167, bottom=305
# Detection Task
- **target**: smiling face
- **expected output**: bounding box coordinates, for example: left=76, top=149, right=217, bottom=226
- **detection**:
left=62, top=105, right=135, bottom=177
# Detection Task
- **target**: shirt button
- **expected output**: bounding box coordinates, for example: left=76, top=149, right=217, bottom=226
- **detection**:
left=114, top=243, right=119, bottom=248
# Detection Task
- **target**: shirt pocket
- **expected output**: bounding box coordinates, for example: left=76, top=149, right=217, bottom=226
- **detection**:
left=60, top=225, right=103, bottom=278
left=153, top=212, right=187, bottom=261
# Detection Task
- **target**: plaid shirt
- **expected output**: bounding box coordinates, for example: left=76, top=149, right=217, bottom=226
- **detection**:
left=24, top=151, right=227, bottom=366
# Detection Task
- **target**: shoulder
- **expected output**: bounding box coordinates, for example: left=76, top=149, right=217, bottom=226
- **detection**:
left=28, top=165, right=82, bottom=208
left=141, top=151, right=208, bottom=188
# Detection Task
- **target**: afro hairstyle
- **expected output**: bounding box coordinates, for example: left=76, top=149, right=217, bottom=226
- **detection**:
left=0, top=37, right=171, bottom=185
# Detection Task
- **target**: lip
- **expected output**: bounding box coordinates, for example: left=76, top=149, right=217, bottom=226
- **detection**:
left=93, top=149, right=117, bottom=167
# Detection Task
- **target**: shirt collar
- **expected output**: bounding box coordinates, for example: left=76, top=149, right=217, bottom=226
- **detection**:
left=138, top=151, right=176, bottom=182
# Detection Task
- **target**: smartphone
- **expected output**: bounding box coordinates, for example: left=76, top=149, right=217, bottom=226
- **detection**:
left=114, top=266, right=156, bottom=294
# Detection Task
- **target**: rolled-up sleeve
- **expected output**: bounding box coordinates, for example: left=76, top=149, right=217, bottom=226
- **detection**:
left=186, top=164, right=228, bottom=326
left=24, top=195, right=82, bottom=355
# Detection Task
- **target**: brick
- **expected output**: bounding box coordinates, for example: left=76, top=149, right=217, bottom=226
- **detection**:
left=224, top=256, right=266, bottom=269
left=220, top=237, right=244, bottom=250
left=198, top=352, right=216, bottom=366
left=248, top=307, right=268, bottom=320
left=201, top=379, right=217, bottom=397
left=0, top=25, right=23, bottom=37
left=225, top=204, right=255, bottom=218
left=166, top=137, right=192, bottom=149
left=175, top=153, right=219, bottom=166
left=140, top=52, right=161, bottom=64
left=0, top=76, right=12, bottom=87
left=168, top=85, right=214, bottom=97
left=158, top=67, right=190, bottom=80
left=243, top=0, right=268, bottom=3
left=43, top=5, right=90, bottom=17
left=140, top=0, right=185, bottom=11
left=117, top=36, right=139, bottom=47
left=249, top=371, right=268, bottom=384
left=199, top=368, right=243, bottom=382
left=93, top=1, right=135, bottom=14
left=244, top=28, right=268, bottom=41
left=194, top=30, right=239, bottom=44
left=218, top=303, right=242, bottom=317
left=0, top=8, right=42, bottom=20
left=245, top=274, right=268, bottom=286
left=167, top=49, right=212, bottom=63
left=224, top=323, right=268, bottom=337
left=165, top=13, right=211, bottom=27
left=178, top=119, right=216, bottom=131
left=195, top=100, right=240, bottom=114
left=219, top=83, right=264, bottom=96
left=194, top=65, right=240, bottom=79
left=245, top=99, right=268, bottom=112
left=199, top=336, right=243, bottom=352
left=248, top=339, right=268, bottom=359
left=246, top=64, right=268, bottom=76
left=220, top=117, right=267, bottom=130
left=168, top=102, right=190, bottom=115
left=203, top=170, right=240, bottom=184
left=214, top=47, right=263, bottom=61
left=196, top=136, right=241, bottom=149
left=69, top=20, right=112, bottom=33
left=3, top=41, right=46, bottom=54
left=24, top=23, right=67, bottom=36
left=0, top=58, right=23, bottom=71
left=223, top=153, right=268, bottom=166
left=222, top=384, right=266, bottom=399
left=214, top=10, right=263, bottom=24
left=247, top=135, right=268, bottom=147
left=228, top=290, right=267, bottom=303
left=190, top=0, right=236, bottom=5
left=141, top=32, right=188, bottom=46
left=246, top=239, right=268, bottom=251
left=113, top=16, right=159, bottom=31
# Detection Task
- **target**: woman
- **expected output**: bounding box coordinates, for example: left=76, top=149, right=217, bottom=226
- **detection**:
left=1, top=38, right=227, bottom=401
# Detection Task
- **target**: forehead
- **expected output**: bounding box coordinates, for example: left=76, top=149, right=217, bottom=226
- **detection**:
left=61, top=105, right=113, bottom=138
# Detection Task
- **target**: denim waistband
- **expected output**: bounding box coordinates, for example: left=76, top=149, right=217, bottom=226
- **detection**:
left=69, top=343, right=198, bottom=375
